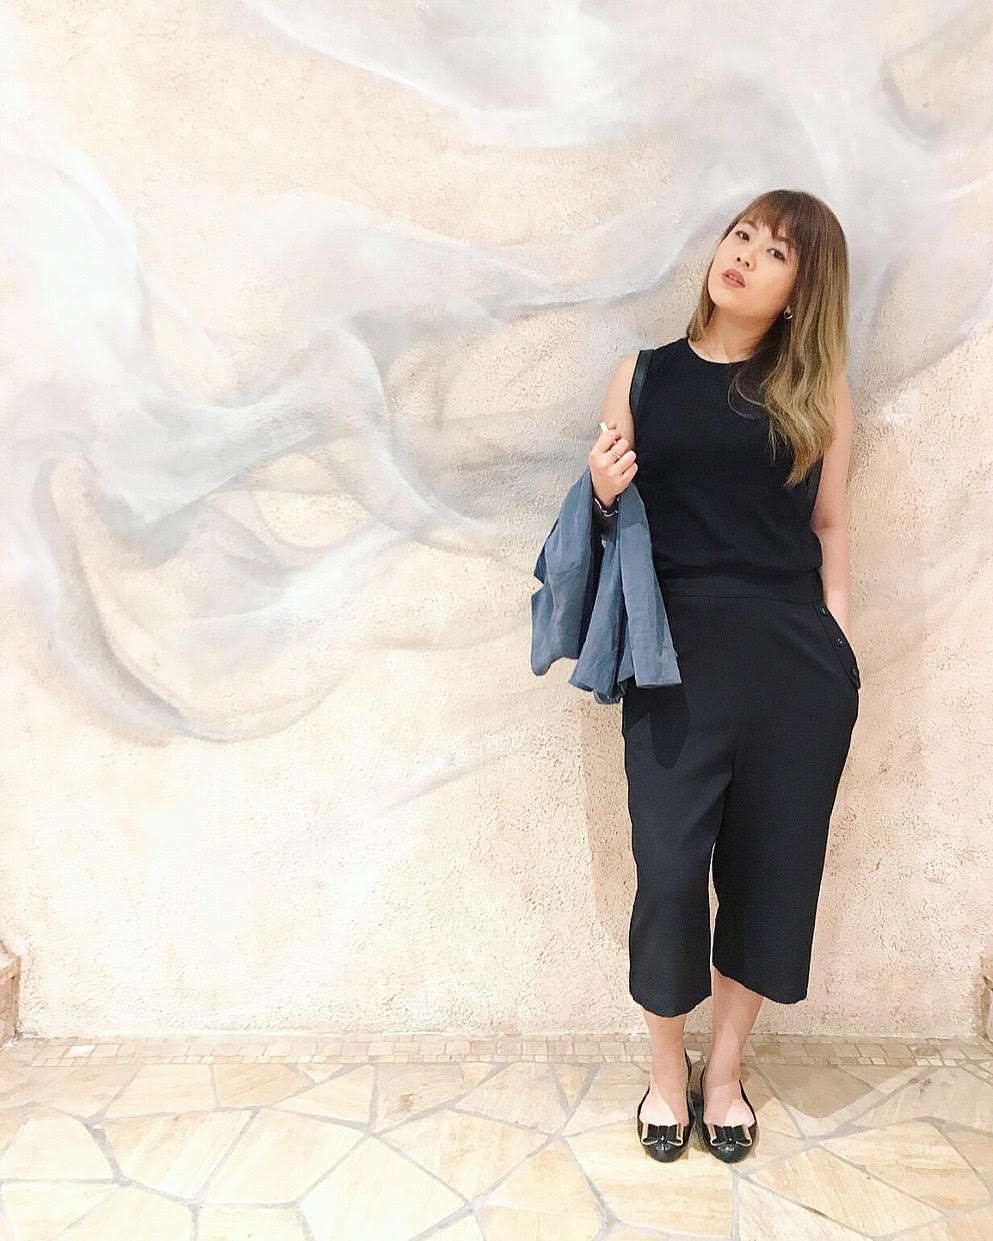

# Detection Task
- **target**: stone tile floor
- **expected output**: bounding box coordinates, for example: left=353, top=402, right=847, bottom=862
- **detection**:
left=0, top=1031, right=992, bottom=1239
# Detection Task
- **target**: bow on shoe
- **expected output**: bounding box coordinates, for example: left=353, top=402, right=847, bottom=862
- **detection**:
left=705, top=1119, right=752, bottom=1149
left=641, top=1117, right=685, bottom=1147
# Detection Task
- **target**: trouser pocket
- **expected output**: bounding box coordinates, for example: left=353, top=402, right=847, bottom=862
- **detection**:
left=813, top=601, right=860, bottom=689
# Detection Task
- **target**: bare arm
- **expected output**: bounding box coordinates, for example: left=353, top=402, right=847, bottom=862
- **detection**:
left=590, top=354, right=638, bottom=531
left=810, top=369, right=855, bottom=637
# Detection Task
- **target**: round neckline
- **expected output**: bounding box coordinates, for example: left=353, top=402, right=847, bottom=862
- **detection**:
left=684, top=337, right=750, bottom=366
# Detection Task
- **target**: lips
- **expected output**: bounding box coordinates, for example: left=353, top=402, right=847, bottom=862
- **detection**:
left=722, top=269, right=746, bottom=287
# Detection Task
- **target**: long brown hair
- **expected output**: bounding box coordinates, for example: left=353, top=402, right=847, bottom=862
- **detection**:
left=686, top=189, right=849, bottom=486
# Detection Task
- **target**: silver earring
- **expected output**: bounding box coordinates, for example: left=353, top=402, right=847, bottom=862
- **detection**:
left=783, top=307, right=793, bottom=320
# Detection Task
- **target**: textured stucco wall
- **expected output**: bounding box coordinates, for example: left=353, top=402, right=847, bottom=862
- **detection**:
left=1, top=1, right=991, bottom=1038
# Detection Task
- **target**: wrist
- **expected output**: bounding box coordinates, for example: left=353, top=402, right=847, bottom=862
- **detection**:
left=593, top=488, right=615, bottom=523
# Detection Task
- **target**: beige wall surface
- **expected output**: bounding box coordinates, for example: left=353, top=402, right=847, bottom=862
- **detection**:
left=1, top=1, right=991, bottom=1038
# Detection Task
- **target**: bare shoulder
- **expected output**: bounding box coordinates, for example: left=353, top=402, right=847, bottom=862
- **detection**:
left=599, top=352, right=639, bottom=445
left=615, top=352, right=639, bottom=382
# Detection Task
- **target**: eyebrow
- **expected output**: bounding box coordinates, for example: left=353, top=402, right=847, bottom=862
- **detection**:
left=739, top=218, right=793, bottom=249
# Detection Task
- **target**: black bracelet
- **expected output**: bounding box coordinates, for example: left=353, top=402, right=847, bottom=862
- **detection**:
left=593, top=493, right=619, bottom=519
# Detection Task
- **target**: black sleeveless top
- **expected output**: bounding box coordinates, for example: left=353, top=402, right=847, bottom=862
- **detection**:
left=634, top=336, right=823, bottom=577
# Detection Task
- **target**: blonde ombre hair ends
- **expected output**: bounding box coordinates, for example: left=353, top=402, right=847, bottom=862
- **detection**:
left=686, top=189, right=850, bottom=487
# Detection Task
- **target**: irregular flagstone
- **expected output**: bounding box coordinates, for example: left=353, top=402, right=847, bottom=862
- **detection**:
left=0, top=1182, right=114, bottom=1240
left=484, top=1138, right=602, bottom=1219
left=51, top=1185, right=191, bottom=1239
left=0, top=1104, right=31, bottom=1158
left=750, top=1145, right=942, bottom=1234
left=737, top=1177, right=879, bottom=1240
left=0, top=1109, right=111, bottom=1180
left=102, top=1109, right=251, bottom=1198
left=905, top=1202, right=993, bottom=1239
left=0, top=1066, right=34, bottom=1105
left=842, top=1064, right=936, bottom=1093
left=103, top=1065, right=216, bottom=1118
left=1, top=1037, right=991, bottom=1241
left=197, top=1204, right=309, bottom=1240
left=298, top=1064, right=347, bottom=1083
left=569, top=1121, right=731, bottom=1237
left=300, top=1135, right=463, bottom=1240
left=756, top=1063, right=892, bottom=1136
left=724, top=1069, right=806, bottom=1139
left=374, top=1062, right=492, bottom=1130
left=212, top=1063, right=314, bottom=1109
left=856, top=1066, right=993, bottom=1130
left=0, top=1065, right=137, bottom=1116
left=455, top=1062, right=565, bottom=1132
left=562, top=1065, right=651, bottom=1135
left=203, top=1109, right=362, bottom=1203
left=821, top=1118, right=989, bottom=1210
left=551, top=1063, right=590, bottom=1110
left=942, top=1123, right=993, bottom=1185
left=477, top=1203, right=602, bottom=1241
left=275, top=1064, right=374, bottom=1122
left=610, top=1228, right=718, bottom=1241
left=434, top=1212, right=486, bottom=1238
left=386, top=1105, right=547, bottom=1197
left=726, top=1123, right=809, bottom=1164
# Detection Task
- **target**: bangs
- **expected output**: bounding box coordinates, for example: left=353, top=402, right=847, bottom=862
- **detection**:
left=745, top=196, right=809, bottom=259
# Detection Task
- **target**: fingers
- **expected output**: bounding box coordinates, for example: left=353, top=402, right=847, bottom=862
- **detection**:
left=595, top=424, right=622, bottom=453
left=596, top=436, right=630, bottom=461
left=598, top=448, right=635, bottom=486
left=590, top=419, right=637, bottom=499
left=591, top=439, right=635, bottom=471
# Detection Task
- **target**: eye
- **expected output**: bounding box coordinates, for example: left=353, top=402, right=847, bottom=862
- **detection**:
left=735, top=228, right=788, bottom=261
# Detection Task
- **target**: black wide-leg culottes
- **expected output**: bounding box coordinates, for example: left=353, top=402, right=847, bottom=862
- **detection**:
left=621, top=567, right=860, bottom=1017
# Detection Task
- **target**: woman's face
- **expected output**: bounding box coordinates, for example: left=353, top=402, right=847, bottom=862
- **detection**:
left=708, top=216, right=798, bottom=319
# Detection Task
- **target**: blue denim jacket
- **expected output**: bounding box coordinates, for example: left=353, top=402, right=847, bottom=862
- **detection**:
left=529, top=467, right=681, bottom=703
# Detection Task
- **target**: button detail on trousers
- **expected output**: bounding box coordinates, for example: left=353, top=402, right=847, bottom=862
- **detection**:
left=814, top=603, right=860, bottom=688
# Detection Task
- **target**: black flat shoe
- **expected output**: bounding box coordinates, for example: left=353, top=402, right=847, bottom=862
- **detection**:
left=636, top=1049, right=694, bottom=1162
left=696, top=1060, right=758, bottom=1162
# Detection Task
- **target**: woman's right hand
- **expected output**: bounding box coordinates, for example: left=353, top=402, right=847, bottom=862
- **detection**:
left=589, top=419, right=637, bottom=508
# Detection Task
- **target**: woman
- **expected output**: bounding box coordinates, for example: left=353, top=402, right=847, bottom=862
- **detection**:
left=589, top=190, right=859, bottom=1164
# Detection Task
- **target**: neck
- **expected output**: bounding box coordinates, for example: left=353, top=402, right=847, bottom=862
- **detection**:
left=695, top=310, right=767, bottom=362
